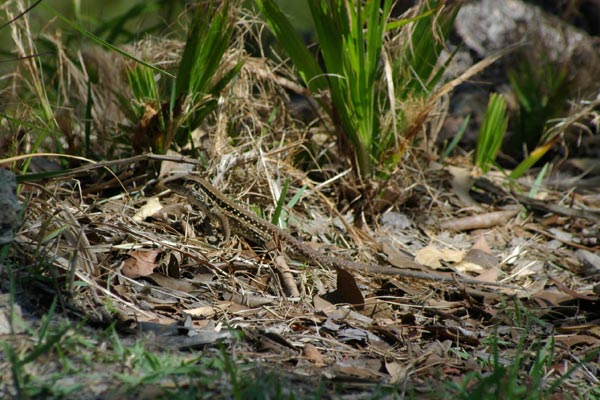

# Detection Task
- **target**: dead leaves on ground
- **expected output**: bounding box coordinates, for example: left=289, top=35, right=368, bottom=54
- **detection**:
left=122, top=249, right=160, bottom=278
left=10, top=164, right=600, bottom=388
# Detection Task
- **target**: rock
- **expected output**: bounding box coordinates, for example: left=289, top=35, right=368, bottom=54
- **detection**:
left=455, top=0, right=600, bottom=94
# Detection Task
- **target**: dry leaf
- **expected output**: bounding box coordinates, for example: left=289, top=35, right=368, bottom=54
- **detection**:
left=385, top=361, right=409, bottom=384
left=149, top=273, right=195, bottom=293
left=554, top=334, right=598, bottom=348
left=472, top=234, right=492, bottom=254
left=133, top=197, right=163, bottom=222
left=335, top=358, right=384, bottom=379
left=447, top=165, right=480, bottom=209
left=122, top=249, right=160, bottom=278
left=469, top=267, right=500, bottom=283
left=531, top=290, right=572, bottom=308
left=426, top=326, right=480, bottom=346
left=313, top=295, right=373, bottom=324
left=455, top=249, right=498, bottom=273
left=382, top=242, right=422, bottom=269
left=362, top=299, right=394, bottom=320
left=414, top=244, right=465, bottom=269
left=336, top=268, right=364, bottom=310
left=313, top=295, right=335, bottom=314
left=303, top=343, right=325, bottom=365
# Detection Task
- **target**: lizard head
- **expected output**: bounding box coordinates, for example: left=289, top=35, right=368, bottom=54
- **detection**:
left=158, top=174, right=215, bottom=205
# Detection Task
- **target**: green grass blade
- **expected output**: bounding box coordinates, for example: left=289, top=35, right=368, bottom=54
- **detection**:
left=475, top=93, right=508, bottom=172
left=176, top=1, right=239, bottom=117
left=440, top=114, right=470, bottom=161
left=127, top=64, right=159, bottom=103
left=175, top=2, right=205, bottom=97
left=271, top=178, right=289, bottom=227
left=528, top=162, right=549, bottom=198
left=287, top=185, right=307, bottom=209
left=210, top=61, right=245, bottom=96
left=256, top=0, right=326, bottom=91
left=401, top=1, right=459, bottom=97
left=385, top=8, right=435, bottom=31
left=307, top=0, right=394, bottom=176
left=509, top=139, right=556, bottom=179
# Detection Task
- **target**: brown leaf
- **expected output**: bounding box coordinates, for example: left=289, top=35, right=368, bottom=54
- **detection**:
left=554, top=334, right=598, bottom=348
left=462, top=248, right=497, bottom=269
left=335, top=358, right=384, bottom=379
left=362, top=298, right=394, bottom=320
left=132, top=197, right=163, bottom=222
left=149, top=273, right=195, bottom=293
left=472, top=234, right=492, bottom=254
left=385, top=361, right=412, bottom=383
left=313, top=295, right=373, bottom=324
left=313, top=295, right=335, bottom=314
left=303, top=343, right=325, bottom=366
left=455, top=248, right=499, bottom=274
left=385, top=278, right=427, bottom=296
left=122, top=249, right=160, bottom=278
left=470, top=267, right=500, bottom=284
left=530, top=290, right=573, bottom=308
left=336, top=268, right=364, bottom=310
left=414, top=244, right=465, bottom=269
left=382, top=242, right=422, bottom=269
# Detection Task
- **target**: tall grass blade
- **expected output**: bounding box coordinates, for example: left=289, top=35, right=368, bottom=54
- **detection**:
left=174, top=0, right=241, bottom=140
left=255, top=0, right=326, bottom=91
left=440, top=114, right=470, bottom=162
left=528, top=163, right=549, bottom=198
left=475, top=93, right=508, bottom=173
left=400, top=1, right=459, bottom=97
left=509, top=136, right=558, bottom=179
left=271, top=178, right=289, bottom=227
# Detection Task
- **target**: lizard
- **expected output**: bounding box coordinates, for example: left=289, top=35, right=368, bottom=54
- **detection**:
left=162, top=174, right=520, bottom=289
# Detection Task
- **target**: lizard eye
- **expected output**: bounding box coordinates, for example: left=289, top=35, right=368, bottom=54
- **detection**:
left=193, top=183, right=201, bottom=191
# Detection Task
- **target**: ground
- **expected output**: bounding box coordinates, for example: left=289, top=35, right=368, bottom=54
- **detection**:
left=1, top=1, right=600, bottom=399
